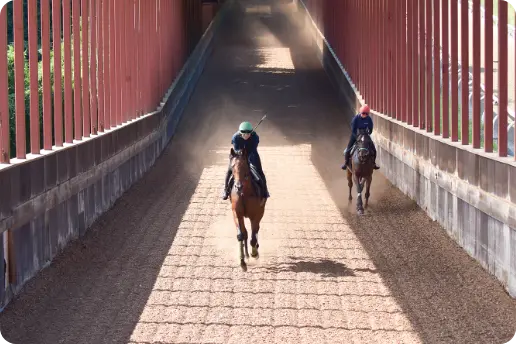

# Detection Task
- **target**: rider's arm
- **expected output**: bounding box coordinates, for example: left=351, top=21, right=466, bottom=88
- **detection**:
left=250, top=133, right=259, bottom=151
left=368, top=117, right=374, bottom=134
left=231, top=132, right=241, bottom=150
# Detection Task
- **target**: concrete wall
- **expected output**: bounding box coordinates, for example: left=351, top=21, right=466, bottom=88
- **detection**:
left=298, top=0, right=516, bottom=298
left=0, top=0, right=232, bottom=309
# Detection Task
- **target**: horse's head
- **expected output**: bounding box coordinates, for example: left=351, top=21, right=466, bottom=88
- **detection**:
left=230, top=147, right=250, bottom=196
left=354, top=129, right=374, bottom=165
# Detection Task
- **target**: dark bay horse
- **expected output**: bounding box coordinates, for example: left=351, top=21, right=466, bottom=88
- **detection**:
left=228, top=147, right=266, bottom=270
left=346, top=129, right=376, bottom=215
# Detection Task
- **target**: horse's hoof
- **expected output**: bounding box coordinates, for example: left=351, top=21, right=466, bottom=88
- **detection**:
left=240, top=260, right=247, bottom=271
left=348, top=196, right=353, bottom=202
left=251, top=247, right=259, bottom=258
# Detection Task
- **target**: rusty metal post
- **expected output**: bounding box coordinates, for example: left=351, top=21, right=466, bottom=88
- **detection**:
left=497, top=0, right=508, bottom=156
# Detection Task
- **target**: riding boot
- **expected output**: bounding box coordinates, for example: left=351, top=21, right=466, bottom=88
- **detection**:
left=221, top=169, right=232, bottom=200
left=373, top=154, right=380, bottom=169
left=341, top=150, right=351, bottom=170
left=260, top=172, right=270, bottom=198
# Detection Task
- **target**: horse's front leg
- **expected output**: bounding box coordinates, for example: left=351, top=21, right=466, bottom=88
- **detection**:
left=354, top=174, right=364, bottom=215
left=250, top=220, right=260, bottom=258
left=364, top=176, right=372, bottom=209
left=233, top=210, right=248, bottom=270
left=347, top=169, right=353, bottom=201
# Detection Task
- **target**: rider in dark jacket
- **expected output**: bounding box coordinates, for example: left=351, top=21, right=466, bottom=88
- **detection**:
left=221, top=121, right=270, bottom=200
left=341, top=104, right=380, bottom=170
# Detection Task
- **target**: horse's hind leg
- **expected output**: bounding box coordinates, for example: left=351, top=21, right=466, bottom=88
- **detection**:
left=364, top=176, right=372, bottom=208
left=250, top=220, right=260, bottom=258
left=347, top=169, right=353, bottom=201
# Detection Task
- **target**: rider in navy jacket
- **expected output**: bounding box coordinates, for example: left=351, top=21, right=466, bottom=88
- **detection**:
left=221, top=121, right=270, bottom=200
left=341, top=104, right=380, bottom=171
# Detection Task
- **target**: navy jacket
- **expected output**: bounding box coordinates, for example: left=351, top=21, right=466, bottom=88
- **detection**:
left=350, top=114, right=373, bottom=137
left=232, top=131, right=259, bottom=156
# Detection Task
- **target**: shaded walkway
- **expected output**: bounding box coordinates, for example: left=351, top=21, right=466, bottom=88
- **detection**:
left=0, top=1, right=515, bottom=343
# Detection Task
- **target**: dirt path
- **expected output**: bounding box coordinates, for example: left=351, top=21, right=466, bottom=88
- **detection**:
left=0, top=1, right=515, bottom=343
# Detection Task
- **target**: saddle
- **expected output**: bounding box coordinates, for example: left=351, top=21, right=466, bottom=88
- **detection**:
left=228, top=164, right=265, bottom=199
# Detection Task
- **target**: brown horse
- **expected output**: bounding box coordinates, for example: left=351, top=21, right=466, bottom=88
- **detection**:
left=228, top=147, right=266, bottom=270
left=346, top=129, right=375, bottom=215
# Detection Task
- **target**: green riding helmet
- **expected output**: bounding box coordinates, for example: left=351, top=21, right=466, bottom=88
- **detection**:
left=239, top=121, right=253, bottom=133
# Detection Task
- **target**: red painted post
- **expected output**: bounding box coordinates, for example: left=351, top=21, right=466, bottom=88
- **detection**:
left=73, top=0, right=82, bottom=140
left=63, top=0, right=73, bottom=143
left=450, top=0, right=458, bottom=141
left=41, top=0, right=52, bottom=150
left=461, top=0, right=469, bottom=144
left=471, top=0, right=481, bottom=148
left=391, top=0, right=396, bottom=117
left=82, top=0, right=90, bottom=137
left=52, top=0, right=63, bottom=146
left=90, top=0, right=98, bottom=135
left=29, top=0, right=40, bottom=153
left=406, top=0, right=412, bottom=125
left=412, top=0, right=419, bottom=127
left=0, top=7, right=8, bottom=162
left=103, top=0, right=111, bottom=131
left=484, top=0, right=493, bottom=152
left=121, top=1, right=127, bottom=123
left=13, top=0, right=26, bottom=158
left=433, top=0, right=440, bottom=135
left=115, top=0, right=121, bottom=126
left=401, top=0, right=407, bottom=122
left=442, top=0, right=449, bottom=138
left=97, top=0, right=105, bottom=132
left=137, top=0, right=142, bottom=117
left=110, top=0, right=116, bottom=128
left=498, top=0, right=508, bottom=156
left=425, top=0, right=432, bottom=132
left=419, top=0, right=425, bottom=129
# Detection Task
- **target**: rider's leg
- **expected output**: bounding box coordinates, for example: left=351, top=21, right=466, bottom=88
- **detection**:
left=221, top=160, right=232, bottom=200
left=251, top=154, right=270, bottom=198
left=371, top=143, right=380, bottom=169
left=341, top=136, right=356, bottom=170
